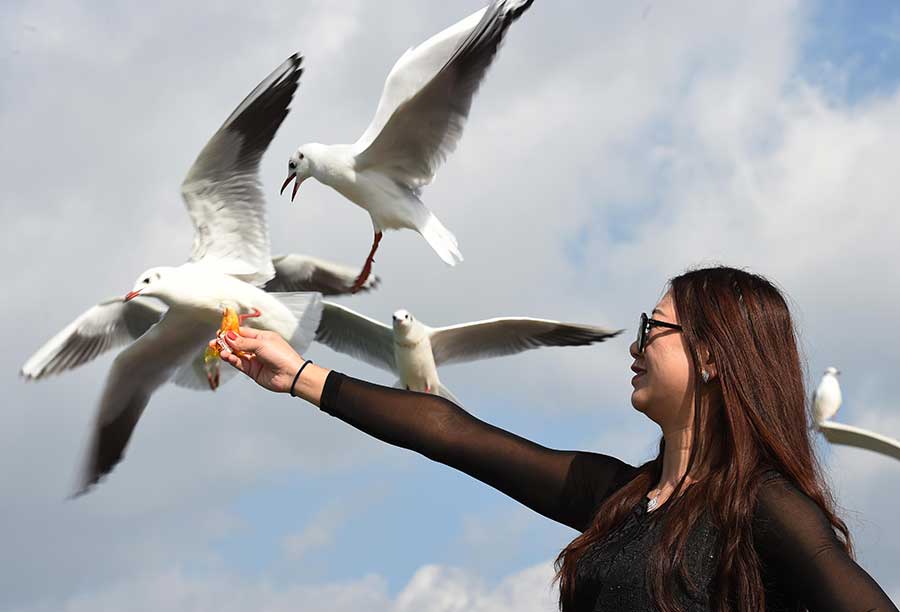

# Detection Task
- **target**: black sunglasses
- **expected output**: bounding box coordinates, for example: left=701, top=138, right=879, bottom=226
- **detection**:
left=637, top=312, right=683, bottom=354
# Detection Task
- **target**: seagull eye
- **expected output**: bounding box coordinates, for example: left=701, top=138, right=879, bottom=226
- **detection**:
left=299, top=153, right=304, bottom=160
left=289, top=161, right=296, bottom=169
left=142, top=278, right=150, bottom=284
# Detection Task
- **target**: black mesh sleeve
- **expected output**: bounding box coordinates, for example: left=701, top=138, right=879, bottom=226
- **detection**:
left=319, top=372, right=637, bottom=532
left=753, top=475, right=898, bottom=612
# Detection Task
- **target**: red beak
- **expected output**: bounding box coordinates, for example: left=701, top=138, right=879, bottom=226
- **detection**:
left=280, top=173, right=295, bottom=195
left=124, top=290, right=142, bottom=302
left=280, top=173, right=303, bottom=202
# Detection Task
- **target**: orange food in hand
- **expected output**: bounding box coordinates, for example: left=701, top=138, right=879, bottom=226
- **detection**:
left=203, top=307, right=258, bottom=390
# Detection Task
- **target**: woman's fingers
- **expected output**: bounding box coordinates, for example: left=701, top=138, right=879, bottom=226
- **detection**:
left=224, top=330, right=262, bottom=354
left=237, top=326, right=262, bottom=339
left=219, top=348, right=247, bottom=371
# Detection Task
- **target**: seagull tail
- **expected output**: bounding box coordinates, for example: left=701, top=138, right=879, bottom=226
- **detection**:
left=272, top=292, right=324, bottom=353
left=435, top=382, right=462, bottom=405
left=419, top=212, right=463, bottom=266
left=392, top=379, right=463, bottom=406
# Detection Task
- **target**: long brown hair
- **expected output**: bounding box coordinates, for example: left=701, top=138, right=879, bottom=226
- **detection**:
left=554, top=266, right=852, bottom=611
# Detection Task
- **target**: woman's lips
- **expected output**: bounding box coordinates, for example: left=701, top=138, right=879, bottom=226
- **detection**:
left=630, top=364, right=646, bottom=386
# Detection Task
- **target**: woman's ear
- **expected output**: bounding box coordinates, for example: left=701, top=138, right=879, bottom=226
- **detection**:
left=700, top=346, right=718, bottom=383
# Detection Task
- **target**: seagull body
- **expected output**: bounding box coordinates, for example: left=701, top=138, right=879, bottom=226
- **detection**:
left=812, top=366, right=842, bottom=423
left=127, top=263, right=311, bottom=339
left=392, top=311, right=441, bottom=395
left=282, top=0, right=534, bottom=291
left=314, top=303, right=622, bottom=402
left=20, top=55, right=333, bottom=493
left=812, top=367, right=900, bottom=462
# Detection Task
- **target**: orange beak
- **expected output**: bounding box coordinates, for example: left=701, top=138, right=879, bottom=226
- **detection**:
left=124, top=290, right=142, bottom=302
left=280, top=173, right=303, bottom=202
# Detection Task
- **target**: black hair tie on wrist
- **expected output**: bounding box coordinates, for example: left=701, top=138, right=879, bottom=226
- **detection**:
left=290, top=360, right=313, bottom=397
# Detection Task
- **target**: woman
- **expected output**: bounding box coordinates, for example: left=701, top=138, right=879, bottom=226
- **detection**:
left=212, top=266, right=897, bottom=611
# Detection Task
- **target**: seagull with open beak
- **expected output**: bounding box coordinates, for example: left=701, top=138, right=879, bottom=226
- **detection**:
left=280, top=0, right=534, bottom=292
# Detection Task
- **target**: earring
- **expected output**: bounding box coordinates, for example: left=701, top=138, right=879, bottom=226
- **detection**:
left=701, top=369, right=710, bottom=383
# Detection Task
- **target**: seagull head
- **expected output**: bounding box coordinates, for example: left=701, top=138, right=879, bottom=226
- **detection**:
left=392, top=309, right=415, bottom=333
left=824, top=366, right=841, bottom=377
left=281, top=147, right=313, bottom=203
left=124, top=266, right=180, bottom=304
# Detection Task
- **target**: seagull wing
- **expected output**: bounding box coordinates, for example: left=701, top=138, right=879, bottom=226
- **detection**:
left=181, top=54, right=303, bottom=286
left=314, top=301, right=396, bottom=373
left=430, top=318, right=623, bottom=367
left=20, top=297, right=165, bottom=380
left=818, top=420, right=900, bottom=462
left=263, top=254, right=379, bottom=295
left=76, top=311, right=212, bottom=494
left=352, top=0, right=532, bottom=190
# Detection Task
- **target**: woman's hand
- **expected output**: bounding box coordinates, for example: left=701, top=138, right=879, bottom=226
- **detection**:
left=211, top=327, right=305, bottom=394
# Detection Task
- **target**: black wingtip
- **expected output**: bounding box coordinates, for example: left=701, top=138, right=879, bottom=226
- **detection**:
left=67, top=485, right=89, bottom=501
left=68, top=472, right=98, bottom=500
left=285, top=52, right=304, bottom=76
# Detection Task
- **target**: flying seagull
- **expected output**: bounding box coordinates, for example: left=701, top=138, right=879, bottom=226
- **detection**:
left=21, top=55, right=328, bottom=494
left=813, top=367, right=900, bottom=462
left=281, top=0, right=534, bottom=292
left=314, top=302, right=622, bottom=402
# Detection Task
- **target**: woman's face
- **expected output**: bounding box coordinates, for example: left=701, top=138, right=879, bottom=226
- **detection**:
left=629, top=291, right=695, bottom=430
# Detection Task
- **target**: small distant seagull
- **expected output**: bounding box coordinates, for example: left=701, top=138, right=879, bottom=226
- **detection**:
left=812, top=366, right=843, bottom=424
left=281, top=0, right=534, bottom=292
left=314, top=302, right=622, bottom=402
left=20, top=55, right=330, bottom=494
left=813, top=367, right=900, bottom=462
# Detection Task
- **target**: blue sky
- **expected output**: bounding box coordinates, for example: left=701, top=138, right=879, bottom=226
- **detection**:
left=802, top=0, right=900, bottom=102
left=2, top=1, right=899, bottom=610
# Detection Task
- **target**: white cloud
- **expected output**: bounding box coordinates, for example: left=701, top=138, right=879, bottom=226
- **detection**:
left=9, top=560, right=560, bottom=612
left=282, top=486, right=388, bottom=561
left=393, top=561, right=557, bottom=612
left=9, top=570, right=391, bottom=612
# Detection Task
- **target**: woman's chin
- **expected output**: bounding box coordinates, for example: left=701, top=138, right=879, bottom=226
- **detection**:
left=630, top=389, right=649, bottom=413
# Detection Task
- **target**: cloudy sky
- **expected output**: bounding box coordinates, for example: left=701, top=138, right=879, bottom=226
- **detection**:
left=2, top=0, right=899, bottom=609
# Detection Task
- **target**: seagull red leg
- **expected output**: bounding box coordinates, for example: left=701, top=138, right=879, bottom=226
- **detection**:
left=206, top=366, right=220, bottom=391
left=238, top=308, right=262, bottom=325
left=351, top=231, right=383, bottom=294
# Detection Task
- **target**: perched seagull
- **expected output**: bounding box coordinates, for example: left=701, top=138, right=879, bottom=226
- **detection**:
left=812, top=367, right=900, bottom=462
left=314, top=302, right=622, bottom=402
left=20, top=55, right=329, bottom=494
left=812, top=366, right=843, bottom=424
left=281, top=0, right=534, bottom=292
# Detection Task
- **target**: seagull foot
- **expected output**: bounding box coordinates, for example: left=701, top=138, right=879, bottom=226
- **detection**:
left=206, top=367, right=220, bottom=391
left=351, top=231, right=383, bottom=294
left=351, top=266, right=373, bottom=294
left=238, top=308, right=262, bottom=324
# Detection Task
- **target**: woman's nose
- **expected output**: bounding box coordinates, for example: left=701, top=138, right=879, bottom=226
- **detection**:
left=629, top=340, right=640, bottom=358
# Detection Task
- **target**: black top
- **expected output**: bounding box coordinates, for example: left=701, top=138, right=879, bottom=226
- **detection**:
left=318, top=372, right=898, bottom=612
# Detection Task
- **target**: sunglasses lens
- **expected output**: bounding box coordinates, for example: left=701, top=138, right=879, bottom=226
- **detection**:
left=638, top=313, right=648, bottom=352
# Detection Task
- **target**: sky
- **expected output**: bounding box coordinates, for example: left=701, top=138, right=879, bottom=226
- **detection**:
left=2, top=0, right=899, bottom=610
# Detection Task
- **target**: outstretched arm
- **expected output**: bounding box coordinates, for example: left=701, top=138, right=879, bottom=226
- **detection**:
left=216, top=328, right=635, bottom=532
left=753, top=475, right=898, bottom=612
